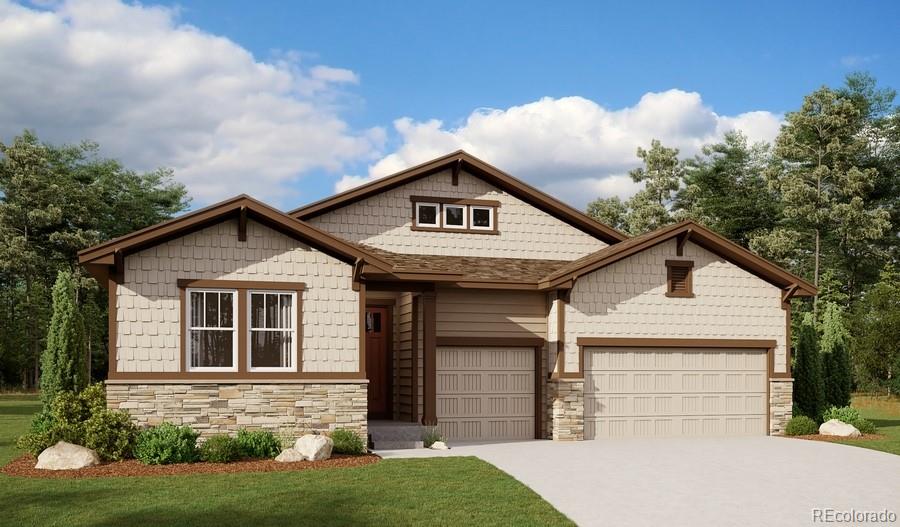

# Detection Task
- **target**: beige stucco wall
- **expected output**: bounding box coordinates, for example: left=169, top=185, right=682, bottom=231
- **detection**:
left=565, top=240, right=788, bottom=373
left=115, top=219, right=359, bottom=373
left=307, top=169, right=607, bottom=260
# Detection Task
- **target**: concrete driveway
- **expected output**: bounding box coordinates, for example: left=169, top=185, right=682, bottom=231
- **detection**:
left=378, top=437, right=900, bottom=527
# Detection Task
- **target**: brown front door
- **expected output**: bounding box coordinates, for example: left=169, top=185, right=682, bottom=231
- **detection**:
left=365, top=306, right=391, bottom=419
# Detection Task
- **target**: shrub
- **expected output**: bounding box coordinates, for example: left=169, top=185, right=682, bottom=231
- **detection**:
left=821, top=406, right=861, bottom=424
left=40, top=269, right=87, bottom=405
left=134, top=423, right=199, bottom=465
left=83, top=409, right=138, bottom=461
left=80, top=383, right=108, bottom=415
left=821, top=303, right=852, bottom=408
left=200, top=434, right=241, bottom=463
left=422, top=427, right=443, bottom=448
left=15, top=409, right=57, bottom=456
left=850, top=418, right=878, bottom=435
left=331, top=428, right=365, bottom=455
left=236, top=429, right=283, bottom=459
left=793, top=314, right=825, bottom=421
left=785, top=415, right=818, bottom=436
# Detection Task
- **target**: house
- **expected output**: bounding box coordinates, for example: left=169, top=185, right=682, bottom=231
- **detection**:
left=78, top=151, right=815, bottom=443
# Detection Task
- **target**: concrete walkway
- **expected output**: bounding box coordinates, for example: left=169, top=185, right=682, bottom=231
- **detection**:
left=377, top=437, right=900, bottom=527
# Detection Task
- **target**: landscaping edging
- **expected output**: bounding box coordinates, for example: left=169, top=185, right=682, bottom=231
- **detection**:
left=1, top=453, right=379, bottom=479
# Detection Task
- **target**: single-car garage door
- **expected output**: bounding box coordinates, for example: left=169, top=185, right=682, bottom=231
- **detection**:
left=585, top=346, right=767, bottom=439
left=436, top=347, right=535, bottom=441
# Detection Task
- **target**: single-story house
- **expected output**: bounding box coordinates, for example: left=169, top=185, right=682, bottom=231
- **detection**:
left=78, top=151, right=815, bottom=443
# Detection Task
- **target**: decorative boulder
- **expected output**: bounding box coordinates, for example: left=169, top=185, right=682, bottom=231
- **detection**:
left=274, top=448, right=307, bottom=463
left=819, top=419, right=862, bottom=438
left=294, top=434, right=333, bottom=461
left=430, top=441, right=449, bottom=450
left=35, top=441, right=100, bottom=470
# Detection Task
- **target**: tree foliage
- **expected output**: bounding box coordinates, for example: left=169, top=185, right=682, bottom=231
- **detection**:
left=40, top=270, right=87, bottom=404
left=0, top=130, right=189, bottom=388
left=819, top=302, right=852, bottom=407
left=793, top=314, right=826, bottom=420
left=849, top=265, right=900, bottom=393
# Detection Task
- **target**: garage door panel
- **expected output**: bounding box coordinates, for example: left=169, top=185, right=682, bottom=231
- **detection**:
left=585, top=347, right=767, bottom=439
left=437, top=347, right=534, bottom=441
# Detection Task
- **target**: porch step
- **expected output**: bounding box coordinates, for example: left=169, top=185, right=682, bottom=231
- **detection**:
left=368, top=420, right=426, bottom=450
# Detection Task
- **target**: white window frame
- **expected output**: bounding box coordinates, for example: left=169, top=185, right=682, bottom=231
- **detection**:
left=414, top=202, right=440, bottom=227
left=186, top=288, right=238, bottom=372
left=443, top=204, right=468, bottom=229
left=469, top=206, right=494, bottom=230
left=247, top=290, right=298, bottom=372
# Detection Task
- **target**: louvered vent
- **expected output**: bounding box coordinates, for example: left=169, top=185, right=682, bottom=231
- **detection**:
left=670, top=266, right=690, bottom=292
left=665, top=260, right=694, bottom=297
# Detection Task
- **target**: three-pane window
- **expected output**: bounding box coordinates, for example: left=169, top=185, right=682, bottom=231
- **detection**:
left=412, top=200, right=496, bottom=232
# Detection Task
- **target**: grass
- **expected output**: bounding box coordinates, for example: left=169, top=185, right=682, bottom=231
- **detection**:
left=833, top=394, right=900, bottom=456
left=0, top=395, right=571, bottom=527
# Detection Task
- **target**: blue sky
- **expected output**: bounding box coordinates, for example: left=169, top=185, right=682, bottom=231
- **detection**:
left=1, top=0, right=898, bottom=210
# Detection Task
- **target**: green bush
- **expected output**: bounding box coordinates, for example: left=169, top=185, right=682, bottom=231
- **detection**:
left=235, top=428, right=282, bottom=459
left=80, top=383, right=108, bottom=415
left=83, top=409, right=138, bottom=461
left=15, top=409, right=57, bottom=456
left=199, top=434, right=241, bottom=463
left=422, top=427, right=444, bottom=448
left=822, top=406, right=861, bottom=424
left=785, top=415, right=819, bottom=436
left=134, top=423, right=199, bottom=465
left=850, top=418, right=878, bottom=435
left=331, top=428, right=365, bottom=455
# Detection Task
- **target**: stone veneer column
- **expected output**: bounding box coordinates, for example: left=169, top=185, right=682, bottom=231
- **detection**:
left=769, top=379, right=793, bottom=435
left=106, top=382, right=368, bottom=440
left=548, top=379, right=584, bottom=441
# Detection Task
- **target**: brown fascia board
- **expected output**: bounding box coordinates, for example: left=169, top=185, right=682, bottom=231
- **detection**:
left=289, top=150, right=628, bottom=245
left=77, top=194, right=393, bottom=272
left=540, top=220, right=817, bottom=296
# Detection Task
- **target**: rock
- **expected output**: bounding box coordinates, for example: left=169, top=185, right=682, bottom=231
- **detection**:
left=274, top=448, right=307, bottom=463
left=430, top=441, right=449, bottom=450
left=35, top=441, right=100, bottom=470
left=294, top=434, right=333, bottom=461
left=819, top=419, right=862, bottom=438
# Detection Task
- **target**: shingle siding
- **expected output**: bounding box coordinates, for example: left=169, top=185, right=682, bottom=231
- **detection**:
left=116, top=218, right=358, bottom=373
left=565, top=239, right=788, bottom=374
left=308, top=169, right=607, bottom=260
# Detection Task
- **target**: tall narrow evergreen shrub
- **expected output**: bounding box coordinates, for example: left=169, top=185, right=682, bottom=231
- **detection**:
left=793, top=313, right=825, bottom=420
left=40, top=270, right=86, bottom=404
left=820, top=302, right=852, bottom=408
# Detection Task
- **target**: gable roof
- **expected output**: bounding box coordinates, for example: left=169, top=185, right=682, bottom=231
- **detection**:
left=78, top=194, right=393, bottom=276
left=289, top=150, right=628, bottom=245
left=539, top=220, right=817, bottom=296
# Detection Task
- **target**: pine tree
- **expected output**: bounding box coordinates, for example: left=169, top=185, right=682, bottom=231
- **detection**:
left=820, top=302, right=852, bottom=407
left=793, top=313, right=826, bottom=420
left=40, top=270, right=86, bottom=404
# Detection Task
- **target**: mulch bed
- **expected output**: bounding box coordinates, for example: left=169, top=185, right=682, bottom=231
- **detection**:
left=1, top=453, right=380, bottom=479
left=788, top=434, right=886, bottom=443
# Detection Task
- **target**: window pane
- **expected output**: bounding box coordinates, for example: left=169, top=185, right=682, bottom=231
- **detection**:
left=251, top=331, right=291, bottom=368
left=472, top=208, right=491, bottom=228
left=251, top=293, right=265, bottom=329
left=279, top=294, right=292, bottom=329
left=190, top=329, right=233, bottom=368
left=265, top=293, right=279, bottom=328
left=417, top=204, right=437, bottom=225
left=445, top=206, right=464, bottom=226
left=205, top=292, right=219, bottom=328
left=220, top=293, right=233, bottom=328
left=366, top=312, right=382, bottom=333
left=190, top=292, right=204, bottom=327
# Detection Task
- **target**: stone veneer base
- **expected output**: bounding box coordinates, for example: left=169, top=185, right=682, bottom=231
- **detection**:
left=106, top=382, right=368, bottom=440
left=549, top=379, right=585, bottom=441
left=769, top=378, right=793, bottom=436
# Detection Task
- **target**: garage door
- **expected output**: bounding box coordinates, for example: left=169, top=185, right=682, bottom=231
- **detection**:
left=436, top=347, right=534, bottom=440
left=585, top=347, right=767, bottom=439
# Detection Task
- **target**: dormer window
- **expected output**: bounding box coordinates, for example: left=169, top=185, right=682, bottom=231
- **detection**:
left=415, top=202, right=439, bottom=227
left=410, top=196, right=499, bottom=234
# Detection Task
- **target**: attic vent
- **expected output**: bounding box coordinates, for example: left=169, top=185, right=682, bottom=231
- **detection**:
left=665, top=260, right=694, bottom=298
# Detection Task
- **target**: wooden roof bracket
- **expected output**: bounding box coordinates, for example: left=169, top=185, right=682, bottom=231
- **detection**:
left=782, top=283, right=800, bottom=304
left=238, top=206, right=248, bottom=242
left=676, top=228, right=692, bottom=256
left=451, top=158, right=462, bottom=186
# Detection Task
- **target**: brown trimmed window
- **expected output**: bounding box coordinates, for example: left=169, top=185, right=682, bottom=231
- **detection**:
left=187, top=289, right=238, bottom=371
left=665, top=260, right=694, bottom=298
left=248, top=291, right=297, bottom=371
left=410, top=196, right=499, bottom=234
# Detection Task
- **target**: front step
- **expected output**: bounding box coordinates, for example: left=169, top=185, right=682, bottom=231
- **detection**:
left=368, top=420, right=426, bottom=450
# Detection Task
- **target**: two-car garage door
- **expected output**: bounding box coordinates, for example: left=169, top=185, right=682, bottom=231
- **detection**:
left=584, top=347, right=768, bottom=439
left=436, top=347, right=535, bottom=441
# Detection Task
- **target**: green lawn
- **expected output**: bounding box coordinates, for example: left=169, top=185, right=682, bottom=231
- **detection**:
left=834, top=395, right=900, bottom=456
left=0, top=395, right=572, bottom=527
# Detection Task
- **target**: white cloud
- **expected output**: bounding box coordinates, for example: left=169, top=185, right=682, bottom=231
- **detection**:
left=344, top=91, right=782, bottom=208
left=0, top=0, right=384, bottom=205
left=840, top=54, right=879, bottom=68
